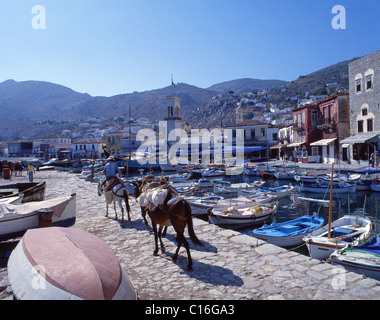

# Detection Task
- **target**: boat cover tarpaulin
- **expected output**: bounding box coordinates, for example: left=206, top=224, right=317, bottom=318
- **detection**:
left=353, top=236, right=380, bottom=257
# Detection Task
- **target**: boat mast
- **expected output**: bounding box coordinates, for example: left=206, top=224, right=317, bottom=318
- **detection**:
left=328, top=163, right=334, bottom=239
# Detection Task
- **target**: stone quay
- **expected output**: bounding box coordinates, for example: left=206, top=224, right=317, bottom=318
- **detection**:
left=0, top=169, right=379, bottom=300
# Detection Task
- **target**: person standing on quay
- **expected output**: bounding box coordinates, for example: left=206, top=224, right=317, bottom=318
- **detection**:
left=27, top=163, right=34, bottom=183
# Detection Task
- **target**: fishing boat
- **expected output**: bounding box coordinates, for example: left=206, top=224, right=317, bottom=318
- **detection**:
left=241, top=184, right=294, bottom=200
left=0, top=194, right=76, bottom=241
left=300, top=182, right=356, bottom=194
left=167, top=172, right=192, bottom=183
left=370, top=179, right=380, bottom=192
left=0, top=182, right=46, bottom=203
left=160, top=163, right=177, bottom=171
left=197, top=178, right=214, bottom=188
left=249, top=213, right=324, bottom=247
left=303, top=215, right=372, bottom=260
left=201, top=168, right=225, bottom=177
left=330, top=234, right=380, bottom=280
left=260, top=169, right=277, bottom=180
left=244, top=167, right=259, bottom=176
left=208, top=203, right=277, bottom=228
left=7, top=227, right=137, bottom=300
left=303, top=163, right=373, bottom=260
left=294, top=173, right=319, bottom=184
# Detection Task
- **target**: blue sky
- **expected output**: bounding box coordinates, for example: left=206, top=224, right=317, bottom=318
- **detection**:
left=1, top=0, right=379, bottom=97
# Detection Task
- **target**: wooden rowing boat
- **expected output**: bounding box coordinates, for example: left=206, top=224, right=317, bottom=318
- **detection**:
left=8, top=227, right=137, bottom=300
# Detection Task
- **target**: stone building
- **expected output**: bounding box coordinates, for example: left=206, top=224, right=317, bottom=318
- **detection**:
left=340, top=50, right=380, bottom=163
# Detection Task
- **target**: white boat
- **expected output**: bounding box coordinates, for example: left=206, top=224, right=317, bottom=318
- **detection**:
left=197, top=178, right=214, bottom=188
left=330, top=234, right=380, bottom=280
left=294, top=174, right=319, bottom=184
left=167, top=172, right=192, bottom=182
left=201, top=169, right=225, bottom=177
left=0, top=194, right=76, bottom=241
left=187, top=194, right=274, bottom=216
left=303, top=215, right=373, bottom=260
left=8, top=227, right=137, bottom=300
left=208, top=203, right=277, bottom=228
left=241, top=184, right=294, bottom=199
left=300, top=182, right=356, bottom=194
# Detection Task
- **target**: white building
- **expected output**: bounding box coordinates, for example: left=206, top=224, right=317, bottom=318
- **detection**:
left=72, top=138, right=105, bottom=159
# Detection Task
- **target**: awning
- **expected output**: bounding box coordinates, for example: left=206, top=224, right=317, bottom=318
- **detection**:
left=340, top=133, right=379, bottom=145
left=270, top=144, right=288, bottom=150
left=310, top=138, right=337, bottom=146
left=287, top=142, right=305, bottom=148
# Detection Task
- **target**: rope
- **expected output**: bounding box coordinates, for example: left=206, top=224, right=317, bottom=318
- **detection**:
left=288, top=242, right=306, bottom=251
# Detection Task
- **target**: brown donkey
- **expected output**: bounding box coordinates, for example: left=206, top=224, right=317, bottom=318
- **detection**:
left=137, top=184, right=202, bottom=271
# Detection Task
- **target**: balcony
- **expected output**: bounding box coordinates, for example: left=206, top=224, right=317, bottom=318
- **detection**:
left=292, top=123, right=304, bottom=132
left=315, top=119, right=336, bottom=131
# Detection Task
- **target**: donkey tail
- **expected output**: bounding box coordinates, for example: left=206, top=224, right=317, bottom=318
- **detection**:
left=183, top=200, right=203, bottom=246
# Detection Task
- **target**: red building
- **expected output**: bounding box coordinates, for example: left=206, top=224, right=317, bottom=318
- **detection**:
left=290, top=91, right=349, bottom=163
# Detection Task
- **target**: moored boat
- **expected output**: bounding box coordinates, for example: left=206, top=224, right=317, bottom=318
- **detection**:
left=208, top=203, right=277, bottom=228
left=303, top=215, right=373, bottom=260
left=8, top=227, right=137, bottom=300
left=0, top=182, right=46, bottom=203
left=250, top=214, right=324, bottom=247
left=0, top=193, right=76, bottom=241
left=300, top=182, right=356, bottom=194
left=330, top=234, right=380, bottom=280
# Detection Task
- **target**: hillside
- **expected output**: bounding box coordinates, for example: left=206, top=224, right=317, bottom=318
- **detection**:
left=187, top=58, right=358, bottom=129
left=207, top=78, right=288, bottom=95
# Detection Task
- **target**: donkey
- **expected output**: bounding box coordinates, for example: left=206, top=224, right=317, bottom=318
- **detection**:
left=139, top=185, right=202, bottom=271
left=98, top=180, right=131, bottom=222
left=133, top=175, right=168, bottom=229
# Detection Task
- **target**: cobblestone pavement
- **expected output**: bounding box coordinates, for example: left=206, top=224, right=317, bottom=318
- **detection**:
left=0, top=170, right=379, bottom=300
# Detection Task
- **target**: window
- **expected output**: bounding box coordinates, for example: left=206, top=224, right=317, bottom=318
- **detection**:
left=311, top=111, right=318, bottom=127
left=366, top=75, right=373, bottom=90
left=367, top=119, right=373, bottom=132
left=312, top=147, right=319, bottom=156
left=272, top=133, right=278, bottom=141
left=358, top=120, right=364, bottom=133
left=260, top=128, right=265, bottom=137
left=328, top=105, right=333, bottom=123
left=362, top=108, right=368, bottom=116
left=250, top=129, right=255, bottom=140
left=356, top=79, right=362, bottom=92
left=302, top=112, right=305, bottom=124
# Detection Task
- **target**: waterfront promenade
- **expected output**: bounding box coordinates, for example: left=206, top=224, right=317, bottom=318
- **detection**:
left=0, top=167, right=379, bottom=300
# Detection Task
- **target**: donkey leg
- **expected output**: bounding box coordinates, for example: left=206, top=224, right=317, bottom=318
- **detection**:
left=152, top=223, right=159, bottom=256
left=182, top=237, right=193, bottom=271
left=141, top=208, right=150, bottom=228
left=113, top=201, right=118, bottom=220
left=158, top=225, right=165, bottom=254
left=172, top=234, right=183, bottom=262
left=124, top=193, right=131, bottom=221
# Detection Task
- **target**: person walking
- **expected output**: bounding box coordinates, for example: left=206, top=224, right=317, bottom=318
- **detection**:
left=27, top=163, right=34, bottom=183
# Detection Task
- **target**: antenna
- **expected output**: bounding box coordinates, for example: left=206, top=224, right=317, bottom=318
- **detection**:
left=171, top=74, right=175, bottom=96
